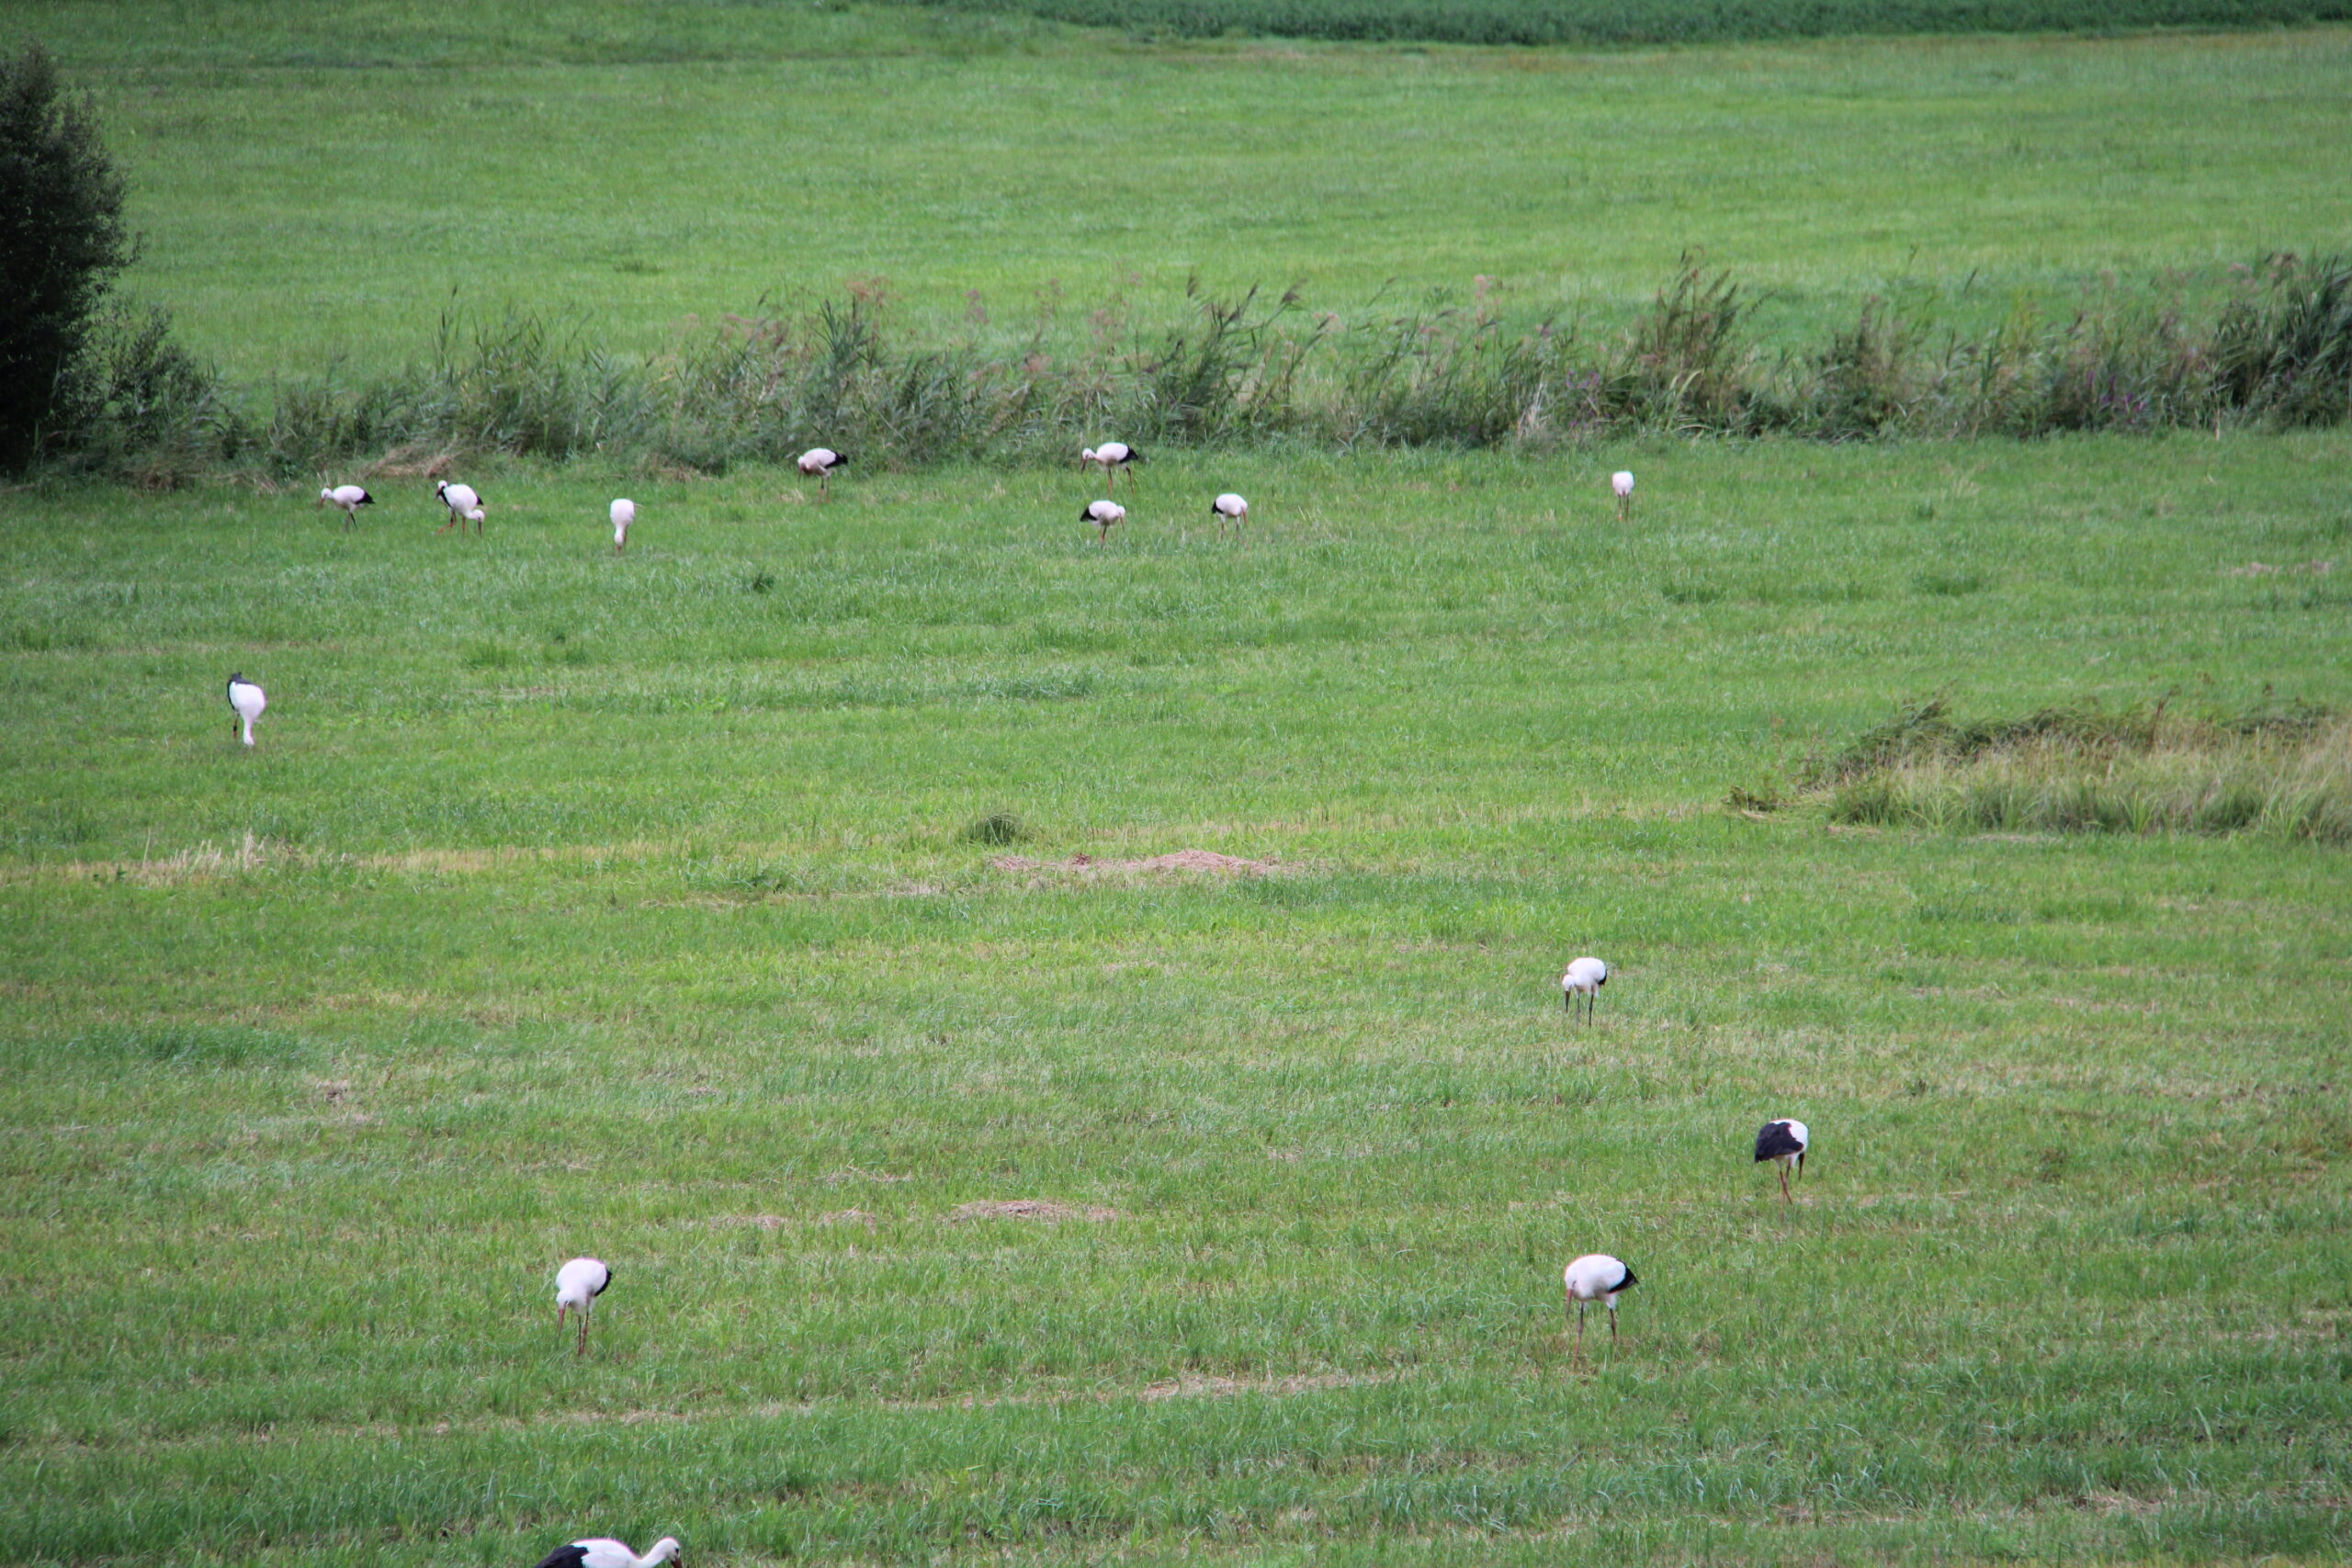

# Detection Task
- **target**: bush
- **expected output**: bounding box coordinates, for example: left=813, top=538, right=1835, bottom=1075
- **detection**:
left=0, top=42, right=133, bottom=473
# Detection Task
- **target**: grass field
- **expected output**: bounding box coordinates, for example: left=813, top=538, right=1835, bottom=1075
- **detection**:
left=4, top=433, right=2350, bottom=1563
left=17, top=6, right=2352, bottom=380
left=6, top=4, right=2352, bottom=1562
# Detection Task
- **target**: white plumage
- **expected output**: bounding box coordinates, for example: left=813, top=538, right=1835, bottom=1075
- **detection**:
left=435, top=480, right=482, bottom=535
left=1211, top=492, right=1249, bottom=538
left=318, top=484, right=373, bottom=527
left=1081, top=499, right=1126, bottom=542
left=532, top=1536, right=681, bottom=1568
left=1611, top=469, right=1634, bottom=521
left=610, top=498, right=637, bottom=554
left=226, top=673, right=266, bottom=748
left=797, top=447, right=846, bottom=499
left=555, top=1257, right=612, bottom=1357
left=1563, top=1252, right=1638, bottom=1364
left=1080, top=442, right=1140, bottom=492
left=1755, top=1118, right=1810, bottom=1204
left=1560, top=956, right=1610, bottom=1023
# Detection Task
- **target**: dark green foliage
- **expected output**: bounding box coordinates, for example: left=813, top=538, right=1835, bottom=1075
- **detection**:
left=962, top=810, right=1034, bottom=845
left=901, top=0, right=2352, bottom=46
left=0, top=42, right=131, bottom=471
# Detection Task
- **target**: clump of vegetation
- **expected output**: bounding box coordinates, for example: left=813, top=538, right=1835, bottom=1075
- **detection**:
left=898, top=0, right=2352, bottom=48
left=962, top=810, right=1034, bottom=846
left=0, top=42, right=226, bottom=479
left=1802, top=695, right=2350, bottom=843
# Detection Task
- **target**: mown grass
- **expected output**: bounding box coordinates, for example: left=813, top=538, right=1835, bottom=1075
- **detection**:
left=17, top=6, right=2352, bottom=380
left=3, top=434, right=2348, bottom=1563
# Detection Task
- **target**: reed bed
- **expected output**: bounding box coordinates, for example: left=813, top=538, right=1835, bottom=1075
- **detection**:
left=41, top=254, right=2352, bottom=481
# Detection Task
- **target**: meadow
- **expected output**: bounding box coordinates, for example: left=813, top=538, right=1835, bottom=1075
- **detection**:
left=5, top=3, right=2352, bottom=1563
left=4, top=433, right=2350, bottom=1564
left=21, top=6, right=2352, bottom=381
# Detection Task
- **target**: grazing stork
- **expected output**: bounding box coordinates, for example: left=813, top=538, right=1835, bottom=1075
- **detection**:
left=1563, top=1253, right=1638, bottom=1366
left=797, top=447, right=846, bottom=500
left=226, top=672, right=266, bottom=748
left=1081, top=499, right=1126, bottom=543
left=532, top=1537, right=682, bottom=1568
left=610, top=498, right=637, bottom=555
left=555, top=1257, right=612, bottom=1357
left=1211, top=492, right=1249, bottom=540
left=319, top=484, right=373, bottom=528
left=1754, top=1118, right=1809, bottom=1205
left=1080, top=442, right=1140, bottom=493
left=1611, top=470, right=1634, bottom=522
left=435, top=480, right=482, bottom=535
left=1561, top=956, right=1610, bottom=1023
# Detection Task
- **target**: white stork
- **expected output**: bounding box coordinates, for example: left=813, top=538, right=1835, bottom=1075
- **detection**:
left=1755, top=1118, right=1809, bottom=1204
left=435, top=480, right=482, bottom=535
left=610, top=498, right=637, bottom=555
left=1563, top=1252, right=1638, bottom=1366
left=1561, top=956, right=1610, bottom=1023
left=1081, top=499, right=1126, bottom=543
left=555, top=1257, right=612, bottom=1357
left=226, top=672, right=266, bottom=748
left=532, top=1537, right=681, bottom=1568
left=319, top=485, right=373, bottom=528
left=1081, top=442, right=1140, bottom=493
left=797, top=447, right=846, bottom=500
left=1611, top=470, right=1634, bottom=523
left=1211, top=492, right=1249, bottom=540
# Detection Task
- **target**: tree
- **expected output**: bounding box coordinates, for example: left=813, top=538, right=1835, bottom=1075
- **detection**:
left=0, top=42, right=132, bottom=472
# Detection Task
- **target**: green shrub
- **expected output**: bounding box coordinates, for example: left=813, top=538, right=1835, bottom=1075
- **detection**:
left=0, top=42, right=131, bottom=471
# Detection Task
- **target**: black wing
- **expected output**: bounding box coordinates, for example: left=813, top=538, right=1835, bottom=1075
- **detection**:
left=1755, top=1121, right=1804, bottom=1162
left=1613, top=1265, right=1638, bottom=1292
left=531, top=1547, right=590, bottom=1568
left=356, top=491, right=374, bottom=505
left=593, top=1265, right=611, bottom=1298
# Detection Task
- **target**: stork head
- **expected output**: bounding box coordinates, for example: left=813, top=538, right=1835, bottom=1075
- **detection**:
left=317, top=489, right=332, bottom=505
left=1080, top=447, right=1097, bottom=466
left=647, top=1540, right=683, bottom=1565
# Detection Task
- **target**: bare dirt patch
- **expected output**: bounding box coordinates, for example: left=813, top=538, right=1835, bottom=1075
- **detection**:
left=947, top=1199, right=1120, bottom=1223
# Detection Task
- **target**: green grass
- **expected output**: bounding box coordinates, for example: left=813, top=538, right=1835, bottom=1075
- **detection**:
left=13, top=5, right=2352, bottom=380
left=4, top=433, right=2349, bottom=1563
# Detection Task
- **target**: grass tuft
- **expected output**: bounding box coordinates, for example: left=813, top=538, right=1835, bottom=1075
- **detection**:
left=1815, top=696, right=2352, bottom=842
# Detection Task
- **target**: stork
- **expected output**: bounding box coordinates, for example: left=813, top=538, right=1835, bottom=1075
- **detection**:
left=797, top=447, right=846, bottom=500
left=1081, top=499, right=1126, bottom=543
left=1561, top=956, right=1609, bottom=1023
left=1211, top=492, right=1249, bottom=540
left=319, top=485, right=373, bottom=528
left=532, top=1537, right=682, bottom=1568
left=1563, top=1253, right=1638, bottom=1367
left=1081, top=443, right=1140, bottom=493
left=226, top=672, right=266, bottom=748
left=610, top=498, right=637, bottom=555
left=555, top=1257, right=612, bottom=1357
left=1755, top=1118, right=1809, bottom=1205
left=1611, top=470, right=1634, bottom=523
left=435, top=480, right=482, bottom=535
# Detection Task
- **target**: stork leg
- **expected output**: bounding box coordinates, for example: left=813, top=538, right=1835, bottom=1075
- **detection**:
left=1779, top=1164, right=1792, bottom=1204
left=577, top=1310, right=590, bottom=1358
left=1571, top=1296, right=1587, bottom=1369
left=1608, top=1305, right=1620, bottom=1344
